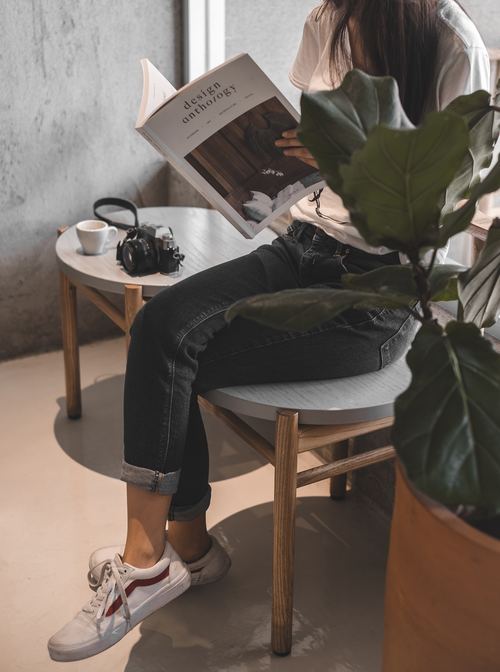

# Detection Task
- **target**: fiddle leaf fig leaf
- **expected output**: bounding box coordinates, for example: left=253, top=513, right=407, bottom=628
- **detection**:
left=439, top=159, right=500, bottom=246
left=298, top=69, right=414, bottom=195
left=339, top=112, right=470, bottom=254
left=225, top=288, right=411, bottom=332
left=393, top=321, right=500, bottom=509
left=443, top=90, right=499, bottom=213
left=342, top=265, right=418, bottom=301
left=342, top=263, right=461, bottom=304
left=428, top=264, right=464, bottom=301
left=458, top=218, right=500, bottom=327
left=446, top=89, right=496, bottom=128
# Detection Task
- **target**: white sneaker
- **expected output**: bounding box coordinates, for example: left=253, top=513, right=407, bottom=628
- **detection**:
left=48, top=541, right=191, bottom=662
left=183, top=535, right=232, bottom=586
left=88, top=533, right=231, bottom=590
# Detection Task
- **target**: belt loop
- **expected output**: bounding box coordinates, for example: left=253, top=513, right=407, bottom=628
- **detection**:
left=286, top=220, right=310, bottom=242
left=297, top=221, right=310, bottom=241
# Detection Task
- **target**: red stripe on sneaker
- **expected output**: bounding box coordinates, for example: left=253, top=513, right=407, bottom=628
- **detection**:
left=105, top=565, right=170, bottom=617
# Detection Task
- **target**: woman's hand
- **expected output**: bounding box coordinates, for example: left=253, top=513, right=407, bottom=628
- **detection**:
left=274, top=128, right=319, bottom=169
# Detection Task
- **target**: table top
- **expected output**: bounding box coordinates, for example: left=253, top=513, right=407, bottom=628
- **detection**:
left=56, top=207, right=277, bottom=297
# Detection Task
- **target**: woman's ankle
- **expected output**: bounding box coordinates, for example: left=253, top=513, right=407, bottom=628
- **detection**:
left=122, top=534, right=166, bottom=568
left=168, top=531, right=212, bottom=563
left=166, top=513, right=211, bottom=562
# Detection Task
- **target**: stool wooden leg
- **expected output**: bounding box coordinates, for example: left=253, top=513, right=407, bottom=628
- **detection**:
left=124, top=284, right=144, bottom=354
left=329, top=439, right=350, bottom=500
left=272, top=409, right=299, bottom=656
left=58, top=271, right=82, bottom=419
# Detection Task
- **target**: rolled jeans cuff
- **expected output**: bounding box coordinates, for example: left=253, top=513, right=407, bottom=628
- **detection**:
left=168, top=486, right=212, bottom=522
left=120, top=460, right=181, bottom=495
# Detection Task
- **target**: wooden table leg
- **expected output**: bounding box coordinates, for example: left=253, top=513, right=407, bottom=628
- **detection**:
left=272, top=409, right=299, bottom=656
left=124, top=284, right=144, bottom=354
left=57, top=226, right=81, bottom=419
left=58, top=270, right=82, bottom=419
left=330, top=439, right=350, bottom=500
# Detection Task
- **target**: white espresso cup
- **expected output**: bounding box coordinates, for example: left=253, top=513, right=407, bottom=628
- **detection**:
left=76, top=220, right=118, bottom=255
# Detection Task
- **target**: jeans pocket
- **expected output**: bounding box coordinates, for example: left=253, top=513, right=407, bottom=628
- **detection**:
left=379, top=312, right=419, bottom=368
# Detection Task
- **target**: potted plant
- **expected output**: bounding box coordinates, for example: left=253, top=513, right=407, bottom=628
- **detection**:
left=225, top=70, right=500, bottom=670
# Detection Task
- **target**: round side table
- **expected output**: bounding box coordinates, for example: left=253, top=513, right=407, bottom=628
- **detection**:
left=55, top=206, right=277, bottom=419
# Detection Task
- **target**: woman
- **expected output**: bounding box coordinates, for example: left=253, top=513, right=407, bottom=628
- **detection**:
left=48, top=0, right=490, bottom=661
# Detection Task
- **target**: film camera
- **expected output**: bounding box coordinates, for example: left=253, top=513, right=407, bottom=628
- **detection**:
left=93, top=197, right=185, bottom=276
left=116, top=223, right=185, bottom=276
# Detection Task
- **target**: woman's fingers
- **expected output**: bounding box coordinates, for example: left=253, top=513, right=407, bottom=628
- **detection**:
left=280, top=146, right=319, bottom=169
left=274, top=127, right=319, bottom=168
left=275, top=128, right=300, bottom=148
left=297, top=157, right=320, bottom=168
left=274, top=137, right=303, bottom=148
left=282, top=147, right=312, bottom=158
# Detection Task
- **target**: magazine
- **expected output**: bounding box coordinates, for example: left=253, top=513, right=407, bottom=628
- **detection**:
left=135, top=54, right=325, bottom=238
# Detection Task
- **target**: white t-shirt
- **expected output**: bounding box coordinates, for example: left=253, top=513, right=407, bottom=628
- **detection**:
left=288, top=0, right=491, bottom=261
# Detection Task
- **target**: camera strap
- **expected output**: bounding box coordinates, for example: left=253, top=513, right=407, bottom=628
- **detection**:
left=93, top=197, right=140, bottom=231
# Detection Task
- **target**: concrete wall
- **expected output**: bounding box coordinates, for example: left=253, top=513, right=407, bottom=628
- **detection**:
left=1, top=0, right=320, bottom=362
left=2, top=1, right=498, bottom=362
left=461, top=0, right=500, bottom=48
left=225, top=1, right=500, bottom=102
left=0, top=1, right=187, bottom=361
left=225, top=0, right=319, bottom=112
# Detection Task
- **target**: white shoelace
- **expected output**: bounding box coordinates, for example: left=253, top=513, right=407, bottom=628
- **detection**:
left=83, top=554, right=131, bottom=626
left=87, top=563, right=108, bottom=591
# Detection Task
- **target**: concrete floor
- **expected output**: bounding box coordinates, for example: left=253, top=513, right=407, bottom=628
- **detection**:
left=0, top=336, right=390, bottom=672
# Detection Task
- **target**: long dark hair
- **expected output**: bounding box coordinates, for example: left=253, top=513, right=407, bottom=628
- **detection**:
left=319, top=0, right=442, bottom=124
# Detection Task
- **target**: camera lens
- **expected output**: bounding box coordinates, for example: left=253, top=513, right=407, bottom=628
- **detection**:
left=122, top=245, right=136, bottom=272
left=121, top=238, right=157, bottom=274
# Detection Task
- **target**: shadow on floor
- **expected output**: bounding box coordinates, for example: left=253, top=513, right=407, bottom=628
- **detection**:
left=54, top=374, right=266, bottom=482
left=123, top=497, right=388, bottom=672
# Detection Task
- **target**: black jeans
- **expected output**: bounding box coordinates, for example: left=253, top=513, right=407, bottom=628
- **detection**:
left=121, top=221, right=418, bottom=520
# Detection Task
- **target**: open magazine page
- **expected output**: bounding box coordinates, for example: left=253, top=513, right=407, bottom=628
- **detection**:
left=136, top=59, right=177, bottom=126
left=140, top=54, right=325, bottom=238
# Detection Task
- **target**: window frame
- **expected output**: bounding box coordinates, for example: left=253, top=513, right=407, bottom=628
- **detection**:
left=183, top=0, right=226, bottom=84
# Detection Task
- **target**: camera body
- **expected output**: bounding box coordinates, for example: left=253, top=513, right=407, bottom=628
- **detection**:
left=116, top=222, right=185, bottom=276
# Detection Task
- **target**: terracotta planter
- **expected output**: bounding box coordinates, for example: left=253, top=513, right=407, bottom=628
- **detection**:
left=383, top=460, right=500, bottom=672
